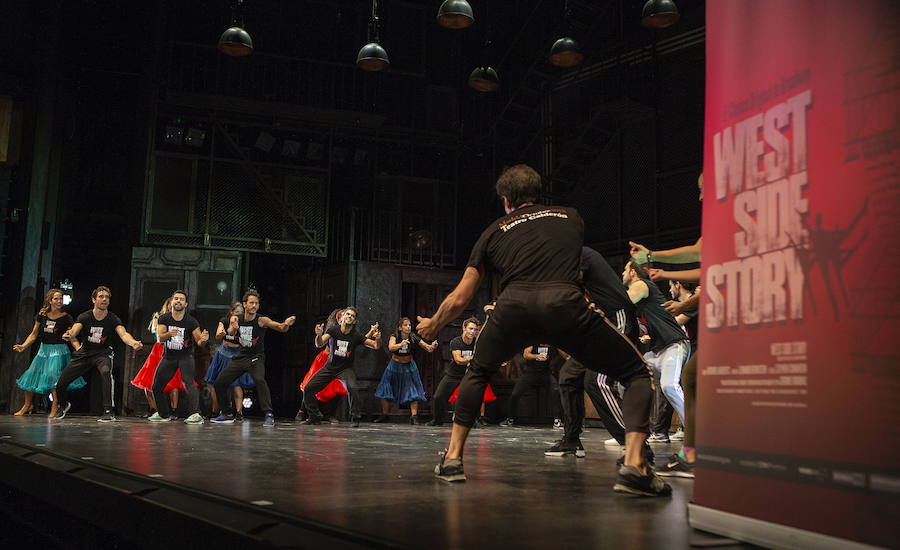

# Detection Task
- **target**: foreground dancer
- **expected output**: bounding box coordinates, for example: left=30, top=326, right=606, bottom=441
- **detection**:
left=206, top=301, right=255, bottom=421
left=55, top=286, right=143, bottom=421
left=13, top=288, right=86, bottom=417
left=374, top=317, right=437, bottom=424
left=302, top=308, right=381, bottom=427
left=149, top=290, right=208, bottom=424
left=417, top=165, right=667, bottom=496
left=211, top=290, right=295, bottom=427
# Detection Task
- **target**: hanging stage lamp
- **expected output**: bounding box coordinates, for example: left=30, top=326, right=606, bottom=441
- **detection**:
left=641, top=0, right=680, bottom=29
left=218, top=0, right=253, bottom=56
left=550, top=37, right=583, bottom=67
left=437, top=0, right=474, bottom=29
left=469, top=66, right=500, bottom=92
left=357, top=0, right=389, bottom=71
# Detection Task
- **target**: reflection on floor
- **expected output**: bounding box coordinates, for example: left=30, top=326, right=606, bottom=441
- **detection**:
left=0, top=415, right=749, bottom=549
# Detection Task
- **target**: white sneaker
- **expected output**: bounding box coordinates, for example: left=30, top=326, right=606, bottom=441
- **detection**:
left=604, top=438, right=621, bottom=447
left=670, top=428, right=684, bottom=441
left=184, top=413, right=204, bottom=424
left=148, top=412, right=169, bottom=422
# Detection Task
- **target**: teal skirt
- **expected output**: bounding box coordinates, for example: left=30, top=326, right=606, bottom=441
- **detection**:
left=16, top=343, right=86, bottom=394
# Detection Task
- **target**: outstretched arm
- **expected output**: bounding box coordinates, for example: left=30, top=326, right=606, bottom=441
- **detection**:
left=648, top=267, right=701, bottom=283
left=115, top=325, right=143, bottom=351
left=260, top=315, right=296, bottom=333
left=630, top=237, right=702, bottom=264
left=417, top=266, right=482, bottom=340
left=364, top=323, right=382, bottom=350
left=13, top=321, right=41, bottom=352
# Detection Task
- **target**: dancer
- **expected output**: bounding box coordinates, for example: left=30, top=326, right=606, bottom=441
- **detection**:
left=296, top=309, right=351, bottom=421
left=211, top=289, right=295, bottom=427
left=418, top=164, right=667, bottom=496
left=426, top=318, right=478, bottom=426
left=13, top=288, right=86, bottom=417
left=149, top=290, right=209, bottom=424
left=502, top=345, right=562, bottom=428
left=131, top=298, right=181, bottom=418
left=301, top=307, right=381, bottom=427
left=54, top=286, right=143, bottom=422
left=374, top=317, right=437, bottom=424
left=205, top=301, right=256, bottom=421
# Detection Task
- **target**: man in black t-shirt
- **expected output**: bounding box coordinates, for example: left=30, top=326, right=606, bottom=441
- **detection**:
left=54, top=285, right=143, bottom=422
left=417, top=165, right=668, bottom=496
left=301, top=307, right=381, bottom=426
left=502, top=345, right=562, bottom=427
left=150, top=290, right=209, bottom=424
left=211, top=289, right=296, bottom=427
left=427, top=317, right=479, bottom=426
left=623, top=261, right=690, bottom=438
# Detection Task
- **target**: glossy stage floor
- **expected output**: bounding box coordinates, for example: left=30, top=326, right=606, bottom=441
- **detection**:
left=0, top=415, right=753, bottom=549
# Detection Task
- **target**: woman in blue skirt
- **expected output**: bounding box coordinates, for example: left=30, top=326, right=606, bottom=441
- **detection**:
left=13, top=288, right=86, bottom=417
left=374, top=317, right=437, bottom=424
left=205, top=301, right=255, bottom=421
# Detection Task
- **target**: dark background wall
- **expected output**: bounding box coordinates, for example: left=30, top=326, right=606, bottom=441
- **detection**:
left=0, top=0, right=705, bottom=418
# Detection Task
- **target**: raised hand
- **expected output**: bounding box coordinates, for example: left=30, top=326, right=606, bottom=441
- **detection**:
left=629, top=241, right=650, bottom=263
left=284, top=315, right=296, bottom=327
left=416, top=316, right=437, bottom=341
left=648, top=268, right=665, bottom=281
left=199, top=329, right=209, bottom=344
left=229, top=315, right=240, bottom=332
left=314, top=323, right=324, bottom=336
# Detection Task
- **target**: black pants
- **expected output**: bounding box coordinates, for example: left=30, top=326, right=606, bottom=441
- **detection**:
left=303, top=363, right=363, bottom=420
left=152, top=356, right=199, bottom=417
left=56, top=350, right=114, bottom=411
left=559, top=359, right=628, bottom=443
left=213, top=354, right=273, bottom=414
left=455, top=282, right=652, bottom=433
left=431, top=372, right=464, bottom=423
left=652, top=384, right=675, bottom=434
left=507, top=367, right=561, bottom=420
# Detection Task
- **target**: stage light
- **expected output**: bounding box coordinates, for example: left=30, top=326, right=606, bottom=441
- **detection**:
left=164, top=125, right=184, bottom=145
left=550, top=37, right=583, bottom=67
left=469, top=66, right=500, bottom=92
left=254, top=132, right=275, bottom=152
left=357, top=0, right=389, bottom=71
left=243, top=397, right=253, bottom=409
left=437, top=0, right=474, bottom=29
left=641, top=0, right=680, bottom=29
left=59, top=279, right=74, bottom=306
left=184, top=128, right=206, bottom=147
left=218, top=0, right=253, bottom=56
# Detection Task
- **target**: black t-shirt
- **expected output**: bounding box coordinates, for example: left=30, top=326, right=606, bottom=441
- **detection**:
left=393, top=333, right=421, bottom=358
left=448, top=336, right=475, bottom=377
left=236, top=313, right=267, bottom=357
left=525, top=344, right=556, bottom=372
left=682, top=305, right=699, bottom=349
left=581, top=247, right=638, bottom=339
left=219, top=316, right=240, bottom=346
left=36, top=313, right=74, bottom=346
left=467, top=204, right=583, bottom=293
left=75, top=310, right=123, bottom=355
left=324, top=325, right=367, bottom=371
left=634, top=277, right=689, bottom=352
left=158, top=312, right=200, bottom=358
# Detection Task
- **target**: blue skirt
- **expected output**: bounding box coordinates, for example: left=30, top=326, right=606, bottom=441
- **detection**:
left=205, top=345, right=255, bottom=388
left=375, top=359, right=426, bottom=405
left=16, top=343, right=86, bottom=394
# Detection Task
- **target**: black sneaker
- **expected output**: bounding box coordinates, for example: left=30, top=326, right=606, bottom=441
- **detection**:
left=613, top=465, right=672, bottom=497
left=235, top=411, right=244, bottom=422
left=475, top=416, right=489, bottom=428
left=53, top=401, right=72, bottom=420
left=98, top=410, right=118, bottom=423
left=544, top=439, right=586, bottom=458
left=168, top=414, right=178, bottom=422
left=300, top=416, right=322, bottom=425
left=372, top=414, right=389, bottom=423
left=263, top=413, right=275, bottom=427
left=434, top=456, right=466, bottom=482
left=211, top=413, right=235, bottom=424
left=410, top=415, right=419, bottom=425
left=500, top=418, right=515, bottom=427
left=658, top=453, right=695, bottom=478
left=294, top=410, right=305, bottom=422
left=425, top=419, right=441, bottom=426
left=350, top=417, right=360, bottom=427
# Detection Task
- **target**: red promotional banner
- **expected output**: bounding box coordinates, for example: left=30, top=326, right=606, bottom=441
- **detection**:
left=694, top=1, right=900, bottom=547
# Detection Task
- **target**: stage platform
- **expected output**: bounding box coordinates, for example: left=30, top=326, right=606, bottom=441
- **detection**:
left=0, top=415, right=753, bottom=549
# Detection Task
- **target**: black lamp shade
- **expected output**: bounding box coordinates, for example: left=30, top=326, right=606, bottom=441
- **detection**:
left=469, top=66, right=500, bottom=92
left=218, top=26, right=253, bottom=56
left=550, top=37, right=584, bottom=67
left=641, top=0, right=680, bottom=29
left=357, top=42, right=390, bottom=71
left=437, top=0, right=474, bottom=29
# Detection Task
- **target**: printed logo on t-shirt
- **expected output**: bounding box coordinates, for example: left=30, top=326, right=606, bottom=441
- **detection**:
left=239, top=326, right=254, bottom=347
left=399, top=341, right=409, bottom=354
left=461, top=350, right=473, bottom=359
left=335, top=339, right=350, bottom=357
left=537, top=346, right=549, bottom=360
left=167, top=328, right=186, bottom=350
left=44, top=320, right=57, bottom=334
left=88, top=326, right=106, bottom=344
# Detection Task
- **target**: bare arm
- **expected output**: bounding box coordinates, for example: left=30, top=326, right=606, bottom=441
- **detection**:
left=156, top=323, right=177, bottom=342
left=451, top=349, right=470, bottom=366
left=648, top=267, right=701, bottom=283
left=522, top=346, right=542, bottom=360
left=663, top=292, right=700, bottom=317
left=314, top=323, right=331, bottom=348
left=115, top=325, right=143, bottom=351
left=388, top=335, right=405, bottom=352
left=418, top=338, right=438, bottom=352
left=626, top=280, right=649, bottom=304
left=215, top=322, right=228, bottom=341
left=259, top=315, right=296, bottom=333
left=192, top=326, right=209, bottom=346
left=62, top=322, right=83, bottom=343
left=416, top=266, right=483, bottom=340
left=630, top=237, right=702, bottom=264
left=364, top=324, right=382, bottom=350
left=13, top=321, right=42, bottom=352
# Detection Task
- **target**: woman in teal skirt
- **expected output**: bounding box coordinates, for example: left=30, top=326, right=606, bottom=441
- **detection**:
left=13, top=288, right=85, bottom=417
left=374, top=317, right=437, bottom=424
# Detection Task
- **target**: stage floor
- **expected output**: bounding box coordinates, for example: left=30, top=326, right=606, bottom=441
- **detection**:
left=0, top=415, right=749, bottom=549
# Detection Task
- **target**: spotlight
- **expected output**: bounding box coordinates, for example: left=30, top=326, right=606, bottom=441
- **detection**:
left=437, top=0, right=474, bottom=29
left=550, top=37, right=583, bottom=67
left=641, top=0, right=680, bottom=29
left=242, top=397, right=253, bottom=409
left=218, top=0, right=253, bottom=56
left=468, top=66, right=500, bottom=92
left=358, top=1, right=389, bottom=71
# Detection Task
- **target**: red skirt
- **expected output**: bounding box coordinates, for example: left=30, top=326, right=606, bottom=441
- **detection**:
left=299, top=349, right=349, bottom=402
left=130, top=342, right=186, bottom=393
left=449, top=384, right=496, bottom=403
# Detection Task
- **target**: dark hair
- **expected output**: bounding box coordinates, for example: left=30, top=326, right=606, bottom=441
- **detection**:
left=242, top=289, right=260, bottom=302
left=39, top=289, right=63, bottom=316
left=462, top=316, right=480, bottom=329
left=227, top=301, right=242, bottom=316
left=676, top=280, right=699, bottom=293
left=172, top=289, right=188, bottom=300
left=92, top=286, right=111, bottom=300
left=495, top=164, right=541, bottom=208
left=627, top=260, right=649, bottom=280
left=394, top=317, right=412, bottom=340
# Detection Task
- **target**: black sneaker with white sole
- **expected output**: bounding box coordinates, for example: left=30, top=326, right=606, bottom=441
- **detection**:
left=97, top=410, right=118, bottom=422
left=657, top=453, right=695, bottom=478
left=53, top=401, right=72, bottom=420
left=544, top=439, right=586, bottom=458
left=613, top=465, right=672, bottom=497
left=434, top=456, right=466, bottom=482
